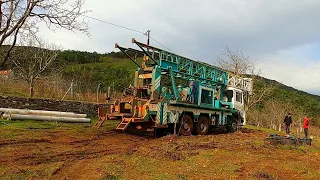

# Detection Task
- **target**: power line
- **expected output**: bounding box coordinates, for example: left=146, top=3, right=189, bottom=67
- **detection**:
left=82, top=14, right=173, bottom=52
left=149, top=36, right=172, bottom=52
left=82, top=14, right=145, bottom=35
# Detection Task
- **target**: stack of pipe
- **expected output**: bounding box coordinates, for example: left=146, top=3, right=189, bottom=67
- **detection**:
left=0, top=108, right=91, bottom=123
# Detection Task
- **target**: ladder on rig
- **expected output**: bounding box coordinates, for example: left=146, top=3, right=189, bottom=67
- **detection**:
left=93, top=107, right=109, bottom=129
left=116, top=118, right=132, bottom=130
left=93, top=116, right=107, bottom=129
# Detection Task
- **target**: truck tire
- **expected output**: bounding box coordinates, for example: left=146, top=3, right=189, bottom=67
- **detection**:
left=227, top=116, right=238, bottom=133
left=227, top=121, right=238, bottom=133
left=178, top=114, right=194, bottom=135
left=197, top=116, right=209, bottom=135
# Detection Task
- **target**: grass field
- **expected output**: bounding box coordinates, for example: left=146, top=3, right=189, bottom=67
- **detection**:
left=0, top=119, right=320, bottom=180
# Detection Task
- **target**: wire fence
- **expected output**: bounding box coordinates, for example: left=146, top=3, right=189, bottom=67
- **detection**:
left=0, top=76, right=122, bottom=103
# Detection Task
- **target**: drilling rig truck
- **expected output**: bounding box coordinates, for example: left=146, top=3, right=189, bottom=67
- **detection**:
left=95, top=38, right=253, bottom=136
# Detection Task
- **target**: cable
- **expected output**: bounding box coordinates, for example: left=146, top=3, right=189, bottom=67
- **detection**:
left=149, top=36, right=172, bottom=52
left=82, top=14, right=145, bottom=35
left=81, top=14, right=174, bottom=53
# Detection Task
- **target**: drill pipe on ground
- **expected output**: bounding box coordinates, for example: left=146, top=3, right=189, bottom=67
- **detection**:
left=6, top=114, right=91, bottom=123
left=0, top=108, right=87, bottom=118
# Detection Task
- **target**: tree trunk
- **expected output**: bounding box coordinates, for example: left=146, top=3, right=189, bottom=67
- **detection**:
left=29, top=81, right=35, bottom=98
left=299, top=124, right=302, bottom=133
left=29, top=86, right=34, bottom=97
left=278, top=123, right=282, bottom=131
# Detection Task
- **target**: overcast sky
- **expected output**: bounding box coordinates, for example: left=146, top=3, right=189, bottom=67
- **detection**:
left=38, top=0, right=320, bottom=95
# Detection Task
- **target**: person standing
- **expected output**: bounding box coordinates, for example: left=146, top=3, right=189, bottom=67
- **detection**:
left=283, top=113, right=292, bottom=135
left=303, top=117, right=310, bottom=138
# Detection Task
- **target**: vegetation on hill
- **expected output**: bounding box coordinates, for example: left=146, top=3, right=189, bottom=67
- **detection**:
left=57, top=50, right=102, bottom=64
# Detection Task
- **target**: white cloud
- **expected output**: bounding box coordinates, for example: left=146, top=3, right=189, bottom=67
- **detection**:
left=37, top=0, right=320, bottom=54
left=256, top=45, right=320, bottom=95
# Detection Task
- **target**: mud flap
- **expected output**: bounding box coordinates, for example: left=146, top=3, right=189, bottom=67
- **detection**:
left=156, top=102, right=168, bottom=126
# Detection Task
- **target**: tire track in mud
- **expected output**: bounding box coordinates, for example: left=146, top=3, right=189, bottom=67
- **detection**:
left=5, top=149, right=122, bottom=165
left=0, top=139, right=52, bottom=146
left=48, top=131, right=150, bottom=179
left=0, top=130, right=151, bottom=166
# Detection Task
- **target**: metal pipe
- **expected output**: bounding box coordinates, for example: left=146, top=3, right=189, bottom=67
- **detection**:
left=8, top=114, right=91, bottom=123
left=132, top=38, right=159, bottom=65
left=169, top=66, right=178, bottom=99
left=0, top=108, right=87, bottom=118
left=115, top=43, right=141, bottom=68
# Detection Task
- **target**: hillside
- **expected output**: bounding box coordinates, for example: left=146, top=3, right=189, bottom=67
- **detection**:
left=250, top=76, right=320, bottom=126
left=55, top=50, right=143, bottom=92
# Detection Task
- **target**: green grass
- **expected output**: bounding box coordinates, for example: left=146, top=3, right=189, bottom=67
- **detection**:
left=100, top=57, right=142, bottom=72
left=1, top=119, right=57, bottom=129
left=0, top=162, right=63, bottom=180
left=244, top=125, right=282, bottom=134
left=65, top=57, right=142, bottom=76
left=252, top=139, right=265, bottom=146
left=0, top=118, right=119, bottom=140
left=0, top=118, right=117, bottom=130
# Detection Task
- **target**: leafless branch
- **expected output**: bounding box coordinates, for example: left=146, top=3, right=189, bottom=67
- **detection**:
left=0, top=0, right=89, bottom=69
left=215, top=46, right=256, bottom=76
left=246, top=78, right=277, bottom=110
left=11, top=35, right=60, bottom=97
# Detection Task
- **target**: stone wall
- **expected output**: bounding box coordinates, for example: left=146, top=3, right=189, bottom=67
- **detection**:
left=0, top=95, right=107, bottom=117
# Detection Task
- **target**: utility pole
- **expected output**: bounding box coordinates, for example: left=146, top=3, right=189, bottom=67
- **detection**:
left=145, top=30, right=151, bottom=45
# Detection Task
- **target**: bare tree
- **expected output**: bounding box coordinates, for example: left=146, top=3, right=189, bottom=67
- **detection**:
left=0, top=0, right=89, bottom=69
left=245, top=77, right=276, bottom=110
left=246, top=97, right=307, bottom=134
left=215, top=47, right=276, bottom=110
left=11, top=35, right=60, bottom=97
left=215, top=46, right=256, bottom=76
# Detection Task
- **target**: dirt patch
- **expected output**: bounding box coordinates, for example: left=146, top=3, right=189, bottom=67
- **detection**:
left=166, top=151, right=185, bottom=161
left=240, top=127, right=263, bottom=133
left=253, top=172, right=275, bottom=180
left=174, top=142, right=219, bottom=151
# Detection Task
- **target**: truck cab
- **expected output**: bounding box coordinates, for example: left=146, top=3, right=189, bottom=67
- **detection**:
left=227, top=76, right=253, bottom=125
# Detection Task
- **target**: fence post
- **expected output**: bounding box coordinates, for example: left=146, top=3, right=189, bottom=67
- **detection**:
left=70, top=79, right=75, bottom=100
left=112, top=81, right=115, bottom=97
left=107, top=86, right=111, bottom=104
left=97, top=83, right=101, bottom=103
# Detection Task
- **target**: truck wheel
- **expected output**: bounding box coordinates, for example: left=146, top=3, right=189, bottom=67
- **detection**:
left=197, top=116, right=209, bottom=135
left=178, top=114, right=194, bottom=135
left=227, top=121, right=238, bottom=133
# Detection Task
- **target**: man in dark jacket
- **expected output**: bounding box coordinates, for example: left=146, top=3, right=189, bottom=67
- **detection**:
left=283, top=113, right=292, bottom=135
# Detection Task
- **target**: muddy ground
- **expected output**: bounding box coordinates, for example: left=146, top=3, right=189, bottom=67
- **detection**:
left=0, top=120, right=320, bottom=180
